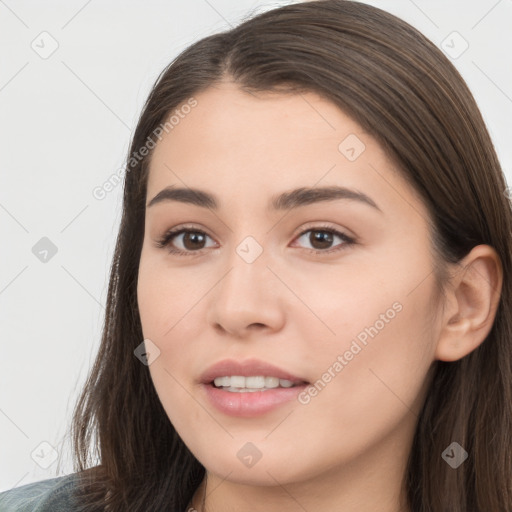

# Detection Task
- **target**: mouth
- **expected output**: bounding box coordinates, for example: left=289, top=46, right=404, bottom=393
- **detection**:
left=200, top=359, right=310, bottom=417
left=200, top=358, right=309, bottom=388
left=210, top=375, right=308, bottom=392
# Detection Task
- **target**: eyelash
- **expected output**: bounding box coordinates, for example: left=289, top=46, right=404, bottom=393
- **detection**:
left=155, top=223, right=356, bottom=257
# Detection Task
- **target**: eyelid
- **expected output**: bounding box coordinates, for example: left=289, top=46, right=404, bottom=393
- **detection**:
left=292, top=221, right=355, bottom=240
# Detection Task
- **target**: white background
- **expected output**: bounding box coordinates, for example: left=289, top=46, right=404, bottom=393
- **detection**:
left=1, top=0, right=511, bottom=491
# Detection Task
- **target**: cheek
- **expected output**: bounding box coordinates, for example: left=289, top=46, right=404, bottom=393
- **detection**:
left=290, top=249, right=437, bottom=427
left=137, top=255, right=204, bottom=340
left=298, top=272, right=437, bottom=442
left=137, top=257, right=208, bottom=412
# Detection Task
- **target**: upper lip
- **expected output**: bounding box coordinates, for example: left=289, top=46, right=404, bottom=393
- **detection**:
left=200, top=358, right=309, bottom=384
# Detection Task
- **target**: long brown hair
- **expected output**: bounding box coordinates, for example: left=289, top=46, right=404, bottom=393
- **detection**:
left=68, top=1, right=512, bottom=510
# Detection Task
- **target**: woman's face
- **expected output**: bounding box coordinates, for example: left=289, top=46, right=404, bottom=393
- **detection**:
left=137, top=81, right=441, bottom=487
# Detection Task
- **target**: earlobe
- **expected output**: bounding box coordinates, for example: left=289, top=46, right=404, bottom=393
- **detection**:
left=435, top=244, right=503, bottom=362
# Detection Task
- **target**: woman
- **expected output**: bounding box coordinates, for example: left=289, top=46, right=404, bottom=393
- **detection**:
left=1, top=1, right=511, bottom=510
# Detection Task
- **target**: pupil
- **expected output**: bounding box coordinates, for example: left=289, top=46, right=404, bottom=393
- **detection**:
left=184, top=232, right=205, bottom=250
left=311, top=231, right=332, bottom=249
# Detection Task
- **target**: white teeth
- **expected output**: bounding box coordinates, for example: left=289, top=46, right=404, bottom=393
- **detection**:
left=265, top=376, right=279, bottom=388
left=245, top=376, right=265, bottom=388
left=213, top=375, right=299, bottom=390
left=230, top=376, right=246, bottom=388
left=214, top=376, right=230, bottom=387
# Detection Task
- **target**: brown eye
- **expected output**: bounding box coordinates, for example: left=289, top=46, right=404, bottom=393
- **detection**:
left=156, top=229, right=216, bottom=254
left=308, top=230, right=334, bottom=250
left=294, top=227, right=355, bottom=254
left=181, top=231, right=207, bottom=250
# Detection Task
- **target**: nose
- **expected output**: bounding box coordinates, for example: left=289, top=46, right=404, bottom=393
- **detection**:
left=207, top=247, right=286, bottom=339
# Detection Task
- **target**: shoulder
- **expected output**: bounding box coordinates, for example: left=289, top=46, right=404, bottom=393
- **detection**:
left=0, top=472, right=82, bottom=512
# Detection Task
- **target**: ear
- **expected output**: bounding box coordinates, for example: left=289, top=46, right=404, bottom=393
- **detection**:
left=435, top=244, right=503, bottom=362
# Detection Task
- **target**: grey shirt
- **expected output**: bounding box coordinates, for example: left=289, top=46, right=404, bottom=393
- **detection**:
left=0, top=473, right=80, bottom=511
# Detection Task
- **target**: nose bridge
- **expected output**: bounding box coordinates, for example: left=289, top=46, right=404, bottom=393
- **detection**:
left=220, top=232, right=271, bottom=308
left=207, top=230, right=285, bottom=335
left=222, top=211, right=269, bottom=283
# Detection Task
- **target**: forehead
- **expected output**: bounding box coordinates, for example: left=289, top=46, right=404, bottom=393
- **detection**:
left=145, top=81, right=427, bottom=220
left=151, top=82, right=360, bottom=154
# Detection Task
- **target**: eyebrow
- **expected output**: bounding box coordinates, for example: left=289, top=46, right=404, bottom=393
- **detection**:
left=146, top=185, right=382, bottom=212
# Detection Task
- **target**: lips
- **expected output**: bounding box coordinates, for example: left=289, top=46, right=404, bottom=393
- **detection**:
left=200, top=358, right=308, bottom=385
left=199, top=358, right=310, bottom=417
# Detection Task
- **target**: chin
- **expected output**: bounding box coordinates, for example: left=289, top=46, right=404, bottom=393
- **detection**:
left=195, top=448, right=317, bottom=487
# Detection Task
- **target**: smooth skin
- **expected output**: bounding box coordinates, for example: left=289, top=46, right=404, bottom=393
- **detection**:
left=136, top=81, right=502, bottom=512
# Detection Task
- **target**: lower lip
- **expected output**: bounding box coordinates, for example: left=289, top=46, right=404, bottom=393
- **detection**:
left=202, top=383, right=308, bottom=417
